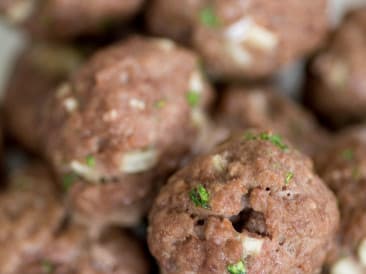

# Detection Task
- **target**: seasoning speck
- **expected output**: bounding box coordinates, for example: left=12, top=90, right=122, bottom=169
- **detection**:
left=200, top=7, right=220, bottom=28
left=285, top=172, right=294, bottom=185
left=41, top=260, right=54, bottom=274
left=154, top=99, right=166, bottom=109
left=189, top=184, right=210, bottom=209
left=62, top=172, right=77, bottom=192
left=259, top=133, right=288, bottom=151
left=86, top=155, right=96, bottom=168
left=227, top=261, right=246, bottom=274
left=341, top=149, right=354, bottom=161
left=186, top=91, right=201, bottom=108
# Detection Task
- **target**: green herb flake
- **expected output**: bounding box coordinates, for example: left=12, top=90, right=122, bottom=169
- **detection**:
left=189, top=184, right=210, bottom=209
left=341, top=149, right=354, bottom=161
left=227, top=261, right=246, bottom=274
left=244, top=132, right=257, bottom=141
left=285, top=172, right=294, bottom=185
left=186, top=91, right=201, bottom=108
left=86, top=155, right=96, bottom=167
left=41, top=260, right=54, bottom=274
left=62, top=173, right=77, bottom=192
left=259, top=133, right=288, bottom=151
left=154, top=99, right=166, bottom=109
left=200, top=7, right=220, bottom=28
left=352, top=167, right=361, bottom=180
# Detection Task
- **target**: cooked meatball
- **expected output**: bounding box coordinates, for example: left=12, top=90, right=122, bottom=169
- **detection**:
left=148, top=130, right=339, bottom=274
left=314, top=127, right=366, bottom=274
left=0, top=0, right=144, bottom=40
left=3, top=43, right=83, bottom=152
left=0, top=164, right=149, bottom=274
left=147, top=0, right=328, bottom=79
left=0, top=163, right=65, bottom=274
left=42, top=36, right=214, bottom=232
left=305, top=9, right=366, bottom=128
left=216, top=86, right=329, bottom=156
left=13, top=228, right=150, bottom=274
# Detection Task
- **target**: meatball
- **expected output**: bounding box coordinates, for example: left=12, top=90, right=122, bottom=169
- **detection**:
left=0, top=0, right=144, bottom=40
left=147, top=0, right=328, bottom=79
left=0, top=163, right=65, bottom=274
left=305, top=9, right=366, bottom=128
left=0, top=164, right=149, bottom=274
left=148, top=130, right=339, bottom=274
left=314, top=127, right=366, bottom=274
left=13, top=228, right=150, bottom=274
left=216, top=86, right=329, bottom=156
left=42, top=36, right=214, bottom=232
left=3, top=43, right=83, bottom=152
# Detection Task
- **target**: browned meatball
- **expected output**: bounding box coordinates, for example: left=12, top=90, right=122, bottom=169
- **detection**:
left=13, top=228, right=150, bottom=274
left=216, top=86, right=329, bottom=156
left=0, top=163, right=65, bottom=274
left=0, top=0, right=144, bottom=40
left=42, top=36, right=214, bottom=233
left=0, top=164, right=149, bottom=274
left=314, top=127, right=366, bottom=274
left=305, top=9, right=366, bottom=128
left=147, top=0, right=329, bottom=79
left=3, top=43, right=83, bottom=152
left=148, top=130, right=339, bottom=274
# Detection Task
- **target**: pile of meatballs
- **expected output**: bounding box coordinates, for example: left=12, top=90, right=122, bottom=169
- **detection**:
left=1, top=1, right=366, bottom=273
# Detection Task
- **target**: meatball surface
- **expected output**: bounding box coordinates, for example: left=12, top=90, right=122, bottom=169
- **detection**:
left=3, top=43, right=83, bottom=152
left=42, top=36, right=213, bottom=232
left=0, top=164, right=149, bottom=274
left=306, top=9, right=366, bottom=128
left=147, top=0, right=328, bottom=79
left=0, top=163, right=65, bottom=274
left=148, top=130, right=339, bottom=274
left=216, top=86, right=329, bottom=156
left=0, top=0, right=144, bottom=40
left=314, top=127, right=366, bottom=274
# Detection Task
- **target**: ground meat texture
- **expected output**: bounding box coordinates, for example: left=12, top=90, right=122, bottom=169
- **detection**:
left=0, top=0, right=144, bottom=40
left=0, top=164, right=65, bottom=274
left=13, top=228, right=150, bottom=274
left=3, top=43, right=83, bottom=153
left=216, top=86, right=329, bottom=157
left=42, top=36, right=214, bottom=232
left=148, top=130, right=339, bottom=274
left=305, top=9, right=366, bottom=128
left=314, top=127, right=366, bottom=274
left=146, top=0, right=328, bottom=80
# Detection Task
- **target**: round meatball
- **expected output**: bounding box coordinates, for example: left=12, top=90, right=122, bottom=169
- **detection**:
left=3, top=43, right=83, bottom=152
left=0, top=163, right=65, bottom=274
left=216, top=86, right=329, bottom=156
left=42, top=36, right=214, bottom=232
left=0, top=0, right=144, bottom=40
left=305, top=9, right=366, bottom=128
left=0, top=164, right=149, bottom=274
left=314, top=127, right=366, bottom=274
left=13, top=228, right=150, bottom=274
left=148, top=130, right=339, bottom=274
left=147, top=0, right=328, bottom=79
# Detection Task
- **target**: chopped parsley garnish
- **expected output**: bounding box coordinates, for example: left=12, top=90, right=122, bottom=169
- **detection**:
left=227, top=261, right=246, bottom=274
left=243, top=132, right=288, bottom=151
left=285, top=172, right=294, bottom=185
left=86, top=155, right=96, bottom=167
left=154, top=99, right=166, bottom=109
left=259, top=133, right=288, bottom=151
left=200, top=7, right=220, bottom=28
left=62, top=172, right=77, bottom=192
left=41, top=260, right=54, bottom=274
left=186, top=91, right=201, bottom=108
left=189, top=184, right=210, bottom=209
left=341, top=149, right=354, bottom=161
